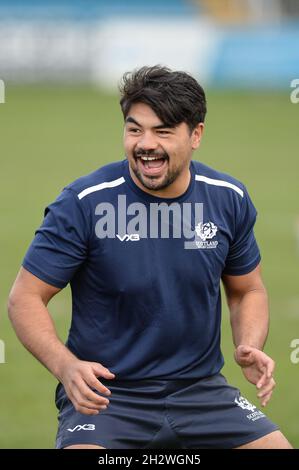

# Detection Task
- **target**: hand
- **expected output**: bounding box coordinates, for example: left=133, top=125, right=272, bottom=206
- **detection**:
left=234, top=345, right=275, bottom=407
left=59, top=359, right=115, bottom=415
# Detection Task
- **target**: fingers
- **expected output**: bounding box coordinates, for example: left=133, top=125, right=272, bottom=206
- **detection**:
left=62, top=361, right=116, bottom=416
left=256, top=356, right=275, bottom=387
left=257, top=378, right=276, bottom=407
left=234, top=346, right=276, bottom=408
left=256, top=369, right=267, bottom=389
left=86, top=374, right=112, bottom=397
left=259, top=390, right=273, bottom=407
left=72, top=396, right=108, bottom=415
left=92, top=363, right=116, bottom=380
left=68, top=379, right=111, bottom=415
left=266, top=358, right=275, bottom=378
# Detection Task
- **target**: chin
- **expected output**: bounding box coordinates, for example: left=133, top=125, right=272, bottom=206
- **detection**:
left=140, top=174, right=170, bottom=191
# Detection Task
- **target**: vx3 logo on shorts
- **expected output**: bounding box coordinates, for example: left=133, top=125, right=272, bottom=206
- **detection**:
left=67, top=424, right=95, bottom=432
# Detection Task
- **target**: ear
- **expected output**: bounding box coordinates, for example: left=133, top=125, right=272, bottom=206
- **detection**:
left=191, top=123, right=204, bottom=150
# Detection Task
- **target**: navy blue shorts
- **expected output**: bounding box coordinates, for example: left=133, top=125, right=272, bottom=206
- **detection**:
left=55, top=373, right=279, bottom=449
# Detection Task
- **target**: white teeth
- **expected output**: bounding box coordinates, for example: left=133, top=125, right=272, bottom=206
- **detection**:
left=141, top=156, right=163, bottom=161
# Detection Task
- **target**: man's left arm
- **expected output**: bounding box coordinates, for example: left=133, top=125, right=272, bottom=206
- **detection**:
left=222, top=263, right=276, bottom=407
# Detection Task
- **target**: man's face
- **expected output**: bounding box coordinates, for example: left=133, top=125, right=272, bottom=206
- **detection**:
left=124, top=102, right=203, bottom=193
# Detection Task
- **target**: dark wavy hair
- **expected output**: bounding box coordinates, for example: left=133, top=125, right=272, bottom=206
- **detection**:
left=119, top=65, right=207, bottom=133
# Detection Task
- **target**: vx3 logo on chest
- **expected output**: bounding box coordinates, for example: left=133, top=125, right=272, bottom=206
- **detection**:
left=116, top=233, right=140, bottom=242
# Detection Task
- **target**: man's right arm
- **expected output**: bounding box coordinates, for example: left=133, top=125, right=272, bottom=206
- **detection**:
left=8, top=267, right=115, bottom=415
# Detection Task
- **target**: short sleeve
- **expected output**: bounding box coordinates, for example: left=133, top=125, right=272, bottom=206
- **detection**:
left=223, top=188, right=261, bottom=276
left=22, top=188, right=89, bottom=288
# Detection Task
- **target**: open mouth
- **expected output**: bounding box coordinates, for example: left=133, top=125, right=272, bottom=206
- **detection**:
left=134, top=153, right=169, bottom=176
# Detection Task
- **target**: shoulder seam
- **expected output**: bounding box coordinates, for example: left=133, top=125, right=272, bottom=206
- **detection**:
left=195, top=174, right=244, bottom=198
left=77, top=176, right=125, bottom=200
left=63, top=188, right=92, bottom=243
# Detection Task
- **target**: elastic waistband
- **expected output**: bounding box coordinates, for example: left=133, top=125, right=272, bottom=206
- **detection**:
left=100, top=375, right=220, bottom=389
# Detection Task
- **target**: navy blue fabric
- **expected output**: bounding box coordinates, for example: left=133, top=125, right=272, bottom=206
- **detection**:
left=55, top=374, right=278, bottom=449
left=23, top=159, right=261, bottom=380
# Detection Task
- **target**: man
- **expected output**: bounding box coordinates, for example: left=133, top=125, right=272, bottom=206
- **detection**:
left=8, top=66, right=292, bottom=449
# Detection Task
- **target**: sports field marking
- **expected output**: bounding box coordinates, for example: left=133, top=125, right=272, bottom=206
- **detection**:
left=0, top=339, right=5, bottom=363
left=0, top=79, right=5, bottom=103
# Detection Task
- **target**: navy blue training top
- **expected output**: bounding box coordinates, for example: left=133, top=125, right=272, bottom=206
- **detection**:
left=23, top=159, right=261, bottom=380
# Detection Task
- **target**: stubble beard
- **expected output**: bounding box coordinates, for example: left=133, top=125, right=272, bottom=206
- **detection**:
left=131, top=149, right=183, bottom=192
left=132, top=164, right=182, bottom=191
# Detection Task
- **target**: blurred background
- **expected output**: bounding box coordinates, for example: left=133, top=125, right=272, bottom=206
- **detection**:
left=0, top=0, right=298, bottom=448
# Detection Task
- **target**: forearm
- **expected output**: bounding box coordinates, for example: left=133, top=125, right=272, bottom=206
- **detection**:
left=8, top=293, right=76, bottom=381
left=229, top=287, right=269, bottom=350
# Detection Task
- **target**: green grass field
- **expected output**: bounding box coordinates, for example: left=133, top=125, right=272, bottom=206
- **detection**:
left=0, top=86, right=298, bottom=448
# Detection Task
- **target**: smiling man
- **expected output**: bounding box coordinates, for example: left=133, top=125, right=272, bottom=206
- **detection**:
left=125, top=105, right=196, bottom=196
left=8, top=66, right=292, bottom=449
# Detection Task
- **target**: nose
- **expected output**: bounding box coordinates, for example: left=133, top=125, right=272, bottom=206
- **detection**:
left=137, top=131, right=158, bottom=151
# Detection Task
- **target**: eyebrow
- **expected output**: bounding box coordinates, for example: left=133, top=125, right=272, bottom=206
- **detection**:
left=125, top=116, right=174, bottom=129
